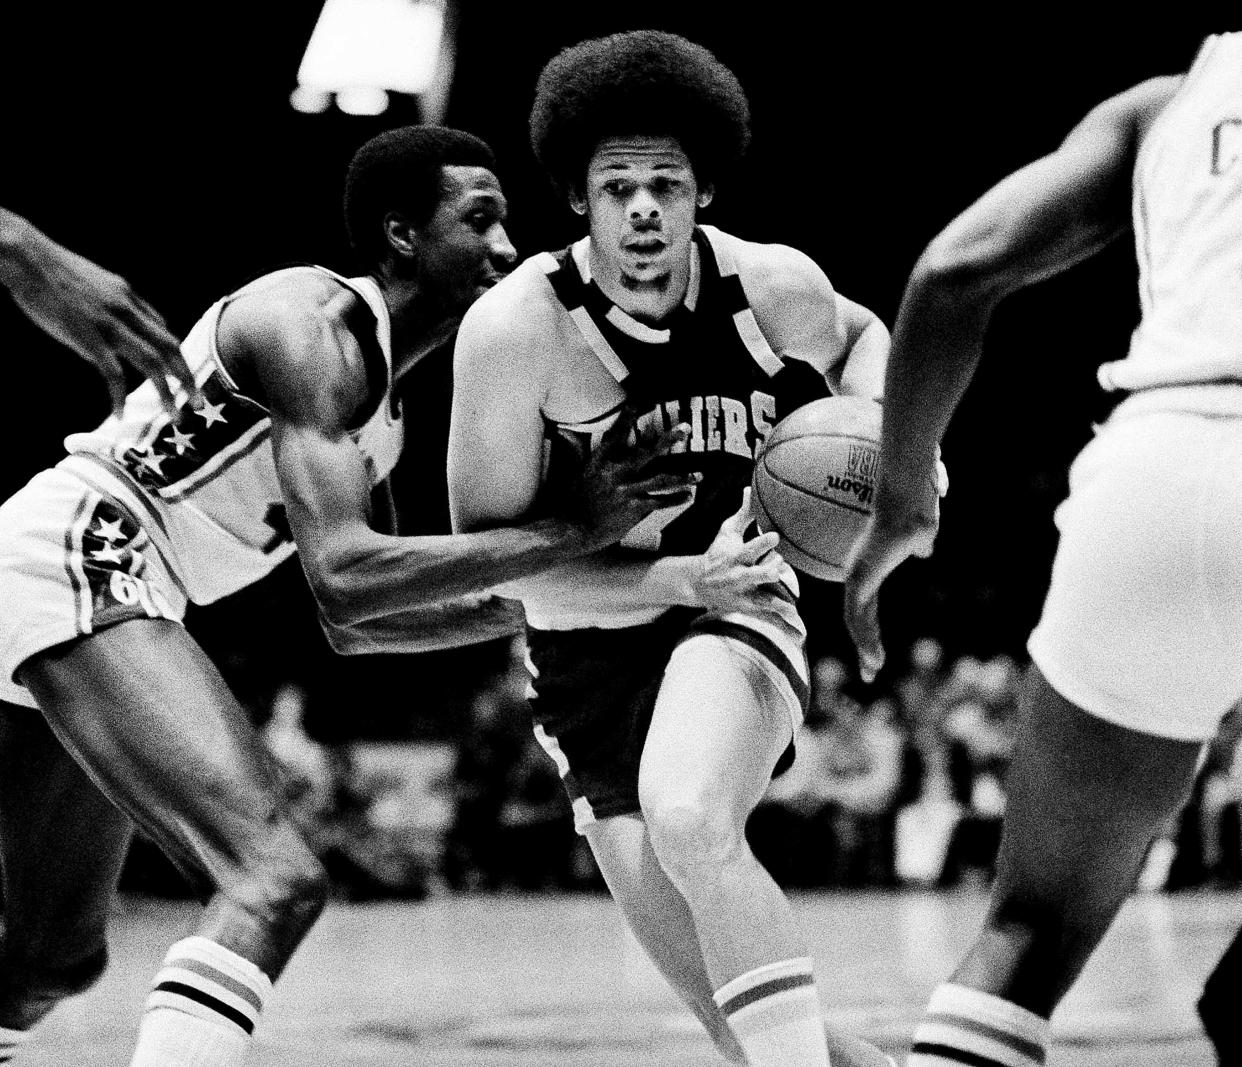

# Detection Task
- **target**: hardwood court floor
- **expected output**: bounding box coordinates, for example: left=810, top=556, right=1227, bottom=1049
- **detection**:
left=18, top=887, right=1238, bottom=1065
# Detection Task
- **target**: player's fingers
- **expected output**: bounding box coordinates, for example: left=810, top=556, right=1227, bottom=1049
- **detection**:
left=595, top=406, right=641, bottom=459
left=722, top=486, right=754, bottom=535
left=910, top=524, right=937, bottom=560
left=633, top=421, right=690, bottom=464
left=77, top=340, right=127, bottom=418
left=626, top=471, right=700, bottom=497
left=642, top=487, right=696, bottom=511
left=117, top=307, right=198, bottom=406
left=736, top=529, right=780, bottom=564
left=842, top=578, right=885, bottom=684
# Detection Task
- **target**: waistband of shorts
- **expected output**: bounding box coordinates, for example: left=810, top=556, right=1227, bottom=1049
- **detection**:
left=55, top=453, right=182, bottom=571
left=1110, top=383, right=1242, bottom=421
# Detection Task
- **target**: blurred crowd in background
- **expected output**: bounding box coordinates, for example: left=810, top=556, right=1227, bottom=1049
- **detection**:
left=120, top=623, right=1242, bottom=903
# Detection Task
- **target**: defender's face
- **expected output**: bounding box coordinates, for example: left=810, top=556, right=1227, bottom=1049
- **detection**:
left=417, top=165, right=516, bottom=313
left=580, top=136, right=704, bottom=294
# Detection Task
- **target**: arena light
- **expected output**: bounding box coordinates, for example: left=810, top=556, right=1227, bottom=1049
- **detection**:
left=291, top=0, right=452, bottom=118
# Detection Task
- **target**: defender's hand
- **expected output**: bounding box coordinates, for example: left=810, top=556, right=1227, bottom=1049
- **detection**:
left=576, top=408, right=700, bottom=549
left=6, top=229, right=199, bottom=416
left=691, top=488, right=788, bottom=613
left=843, top=482, right=937, bottom=683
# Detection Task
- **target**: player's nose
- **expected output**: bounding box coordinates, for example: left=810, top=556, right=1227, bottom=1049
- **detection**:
left=628, top=188, right=660, bottom=221
left=489, top=223, right=517, bottom=265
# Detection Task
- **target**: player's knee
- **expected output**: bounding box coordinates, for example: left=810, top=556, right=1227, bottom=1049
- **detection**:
left=642, top=793, right=744, bottom=886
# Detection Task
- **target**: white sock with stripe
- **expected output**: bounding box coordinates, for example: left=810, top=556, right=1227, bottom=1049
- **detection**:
left=908, top=983, right=1049, bottom=1066
left=129, top=937, right=272, bottom=1067
left=713, top=957, right=830, bottom=1067
left=0, top=1026, right=29, bottom=1064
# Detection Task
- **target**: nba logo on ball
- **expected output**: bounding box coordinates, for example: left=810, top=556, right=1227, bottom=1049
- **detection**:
left=751, top=396, right=934, bottom=583
left=846, top=444, right=877, bottom=483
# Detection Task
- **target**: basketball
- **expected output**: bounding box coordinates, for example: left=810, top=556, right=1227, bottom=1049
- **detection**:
left=751, top=396, right=933, bottom=582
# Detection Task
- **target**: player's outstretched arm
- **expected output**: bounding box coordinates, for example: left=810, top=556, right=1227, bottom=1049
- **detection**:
left=255, top=297, right=695, bottom=643
left=0, top=207, right=199, bottom=416
left=319, top=594, right=527, bottom=656
left=843, top=75, right=1182, bottom=681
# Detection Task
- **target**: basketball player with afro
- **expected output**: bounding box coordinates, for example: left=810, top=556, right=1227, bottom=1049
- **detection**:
left=0, top=126, right=693, bottom=1067
left=449, top=31, right=894, bottom=1067
left=845, top=33, right=1242, bottom=1067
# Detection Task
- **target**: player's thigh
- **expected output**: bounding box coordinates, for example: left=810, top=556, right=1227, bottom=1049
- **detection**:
left=1029, top=410, right=1242, bottom=741
left=639, top=632, right=794, bottom=821
left=994, top=666, right=1202, bottom=911
left=0, top=703, right=131, bottom=956
left=19, top=618, right=312, bottom=896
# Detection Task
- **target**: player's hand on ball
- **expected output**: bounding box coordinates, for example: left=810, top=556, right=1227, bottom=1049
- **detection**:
left=843, top=482, right=938, bottom=683
left=692, top=488, right=787, bottom=613
left=576, top=407, right=699, bottom=549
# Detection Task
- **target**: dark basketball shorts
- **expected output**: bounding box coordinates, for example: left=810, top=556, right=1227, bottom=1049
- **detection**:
left=0, top=467, right=186, bottom=708
left=526, top=605, right=808, bottom=833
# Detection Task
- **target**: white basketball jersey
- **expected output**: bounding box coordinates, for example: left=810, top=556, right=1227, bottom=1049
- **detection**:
left=60, top=265, right=404, bottom=604
left=1098, top=34, right=1242, bottom=394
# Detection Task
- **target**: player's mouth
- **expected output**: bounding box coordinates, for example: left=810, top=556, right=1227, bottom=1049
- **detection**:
left=625, top=237, right=666, bottom=258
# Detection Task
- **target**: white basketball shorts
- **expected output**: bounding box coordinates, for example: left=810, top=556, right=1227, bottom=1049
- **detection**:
left=1029, top=405, right=1242, bottom=741
left=0, top=466, right=187, bottom=709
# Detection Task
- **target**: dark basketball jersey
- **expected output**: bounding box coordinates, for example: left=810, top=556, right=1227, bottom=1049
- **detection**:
left=537, top=224, right=833, bottom=560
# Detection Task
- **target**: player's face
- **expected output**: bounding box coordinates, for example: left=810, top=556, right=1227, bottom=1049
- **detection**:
left=579, top=137, right=706, bottom=299
left=416, top=165, right=516, bottom=313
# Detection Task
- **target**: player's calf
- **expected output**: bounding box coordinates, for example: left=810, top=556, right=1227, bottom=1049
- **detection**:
left=128, top=842, right=328, bottom=1067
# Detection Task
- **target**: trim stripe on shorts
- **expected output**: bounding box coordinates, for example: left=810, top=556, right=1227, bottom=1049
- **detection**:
left=689, top=616, right=810, bottom=715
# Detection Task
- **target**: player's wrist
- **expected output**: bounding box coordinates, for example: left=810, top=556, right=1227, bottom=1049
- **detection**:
left=647, top=555, right=702, bottom=605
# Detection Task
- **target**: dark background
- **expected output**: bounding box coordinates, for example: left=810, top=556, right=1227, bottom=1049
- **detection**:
left=0, top=6, right=1213, bottom=734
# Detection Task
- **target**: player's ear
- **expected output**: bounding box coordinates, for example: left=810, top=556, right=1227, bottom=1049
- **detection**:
left=568, top=185, right=588, bottom=216
left=696, top=184, right=714, bottom=210
left=382, top=211, right=419, bottom=261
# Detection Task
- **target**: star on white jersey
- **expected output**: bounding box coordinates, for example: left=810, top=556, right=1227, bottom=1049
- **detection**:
left=136, top=450, right=167, bottom=476
left=93, top=517, right=127, bottom=543
left=194, top=400, right=227, bottom=428
left=90, top=543, right=125, bottom=565
left=165, top=427, right=196, bottom=454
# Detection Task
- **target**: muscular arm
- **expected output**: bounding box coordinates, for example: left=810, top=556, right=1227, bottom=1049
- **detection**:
left=242, top=286, right=619, bottom=639
left=319, top=594, right=526, bottom=655
left=843, top=75, right=1183, bottom=678
left=873, top=75, right=1181, bottom=503
left=744, top=240, right=890, bottom=399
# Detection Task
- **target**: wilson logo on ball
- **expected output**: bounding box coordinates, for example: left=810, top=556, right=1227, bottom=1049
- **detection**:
left=823, top=474, right=874, bottom=505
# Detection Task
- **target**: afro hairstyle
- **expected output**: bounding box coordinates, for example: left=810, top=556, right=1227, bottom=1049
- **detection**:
left=529, top=30, right=751, bottom=196
left=343, top=125, right=497, bottom=267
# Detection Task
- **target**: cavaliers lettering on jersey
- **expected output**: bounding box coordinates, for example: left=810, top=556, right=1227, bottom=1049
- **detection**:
left=60, top=265, right=403, bottom=604
left=527, top=225, right=845, bottom=631
left=1098, top=33, right=1242, bottom=396
left=540, top=225, right=831, bottom=555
